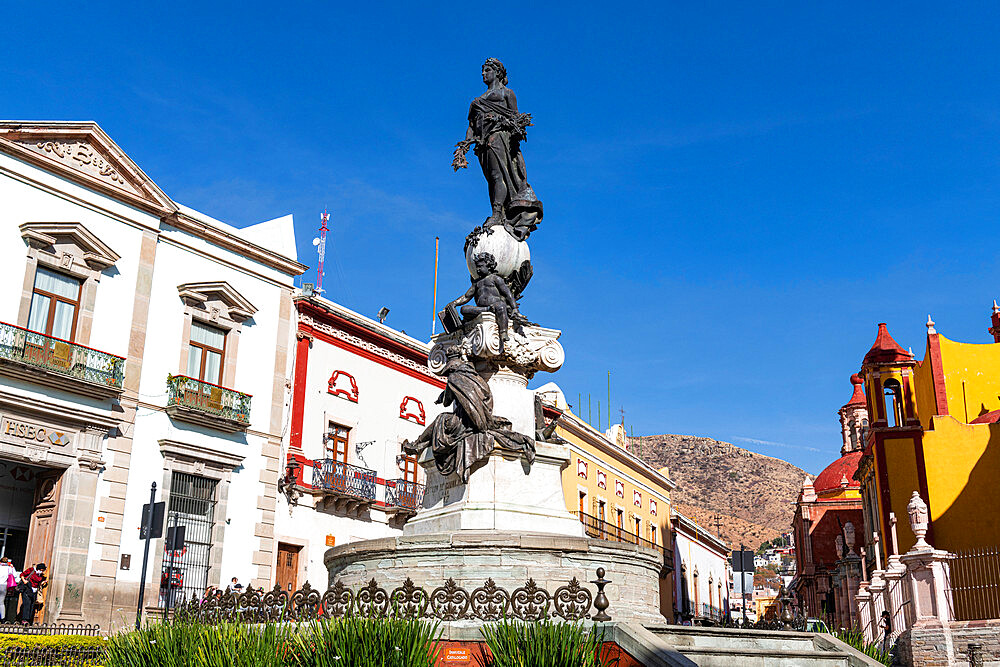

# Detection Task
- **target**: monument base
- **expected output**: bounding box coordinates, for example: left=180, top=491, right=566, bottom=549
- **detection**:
left=405, top=442, right=584, bottom=537
left=324, top=530, right=667, bottom=627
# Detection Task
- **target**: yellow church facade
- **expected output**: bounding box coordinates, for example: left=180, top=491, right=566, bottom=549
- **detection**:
left=856, top=310, right=1000, bottom=564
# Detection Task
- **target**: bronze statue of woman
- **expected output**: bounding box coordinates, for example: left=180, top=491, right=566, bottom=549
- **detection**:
left=453, top=58, right=543, bottom=241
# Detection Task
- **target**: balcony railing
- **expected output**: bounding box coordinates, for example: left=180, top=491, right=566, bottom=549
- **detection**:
left=312, top=459, right=376, bottom=503
left=385, top=479, right=425, bottom=512
left=0, top=321, right=124, bottom=392
left=575, top=511, right=674, bottom=574
left=165, top=375, right=251, bottom=430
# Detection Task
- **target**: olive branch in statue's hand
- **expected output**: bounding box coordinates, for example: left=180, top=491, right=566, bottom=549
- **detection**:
left=452, top=139, right=474, bottom=171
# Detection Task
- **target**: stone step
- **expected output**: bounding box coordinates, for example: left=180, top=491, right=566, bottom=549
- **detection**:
left=674, top=645, right=852, bottom=667
left=652, top=627, right=817, bottom=652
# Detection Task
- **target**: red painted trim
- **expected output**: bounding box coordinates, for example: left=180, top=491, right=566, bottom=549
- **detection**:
left=399, top=396, right=426, bottom=425
left=297, top=300, right=429, bottom=367
left=926, top=333, right=949, bottom=417
left=873, top=436, right=894, bottom=555
left=303, top=323, right=445, bottom=390
left=328, top=369, right=359, bottom=402
left=902, top=374, right=918, bottom=424
left=375, top=477, right=386, bottom=485
left=289, top=336, right=310, bottom=449
left=913, top=431, right=935, bottom=545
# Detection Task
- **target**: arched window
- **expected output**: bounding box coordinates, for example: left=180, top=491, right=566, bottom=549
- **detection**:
left=883, top=380, right=903, bottom=427
left=861, top=418, right=870, bottom=443
left=848, top=420, right=859, bottom=450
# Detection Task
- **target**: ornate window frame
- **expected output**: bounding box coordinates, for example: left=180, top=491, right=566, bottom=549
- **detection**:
left=176, top=282, right=257, bottom=389
left=17, top=222, right=120, bottom=347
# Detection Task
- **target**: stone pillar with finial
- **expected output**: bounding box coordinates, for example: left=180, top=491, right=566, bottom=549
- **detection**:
left=899, top=491, right=954, bottom=626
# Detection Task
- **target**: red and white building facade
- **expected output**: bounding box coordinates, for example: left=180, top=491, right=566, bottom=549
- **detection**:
left=275, top=295, right=444, bottom=592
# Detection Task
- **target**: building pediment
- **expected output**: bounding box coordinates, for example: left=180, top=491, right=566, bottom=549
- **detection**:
left=0, top=121, right=177, bottom=216
left=177, top=281, right=258, bottom=323
left=19, top=222, right=121, bottom=271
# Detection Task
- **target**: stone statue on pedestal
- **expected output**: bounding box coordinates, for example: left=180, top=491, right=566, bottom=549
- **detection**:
left=452, top=57, right=543, bottom=241
left=402, top=347, right=533, bottom=483
left=444, top=252, right=526, bottom=352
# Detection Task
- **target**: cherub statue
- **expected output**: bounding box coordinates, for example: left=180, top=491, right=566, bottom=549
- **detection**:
left=446, top=253, right=523, bottom=352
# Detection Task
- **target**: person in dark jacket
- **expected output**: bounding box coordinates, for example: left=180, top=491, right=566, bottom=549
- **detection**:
left=18, top=563, right=46, bottom=624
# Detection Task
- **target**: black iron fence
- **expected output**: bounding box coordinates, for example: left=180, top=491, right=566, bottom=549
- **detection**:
left=385, top=479, right=424, bottom=511
left=175, top=572, right=609, bottom=623
left=949, top=547, right=1000, bottom=621
left=0, top=646, right=103, bottom=667
left=312, top=459, right=376, bottom=502
left=574, top=511, right=674, bottom=572
left=0, top=623, right=100, bottom=636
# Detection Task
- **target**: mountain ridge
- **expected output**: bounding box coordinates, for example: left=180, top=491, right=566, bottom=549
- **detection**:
left=628, top=433, right=808, bottom=549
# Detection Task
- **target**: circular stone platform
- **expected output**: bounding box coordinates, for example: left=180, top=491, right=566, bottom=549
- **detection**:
left=324, top=530, right=667, bottom=626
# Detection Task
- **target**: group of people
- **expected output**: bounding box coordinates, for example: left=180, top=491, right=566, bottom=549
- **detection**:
left=0, top=557, right=47, bottom=624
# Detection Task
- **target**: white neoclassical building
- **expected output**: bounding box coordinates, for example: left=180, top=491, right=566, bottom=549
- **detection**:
left=0, top=121, right=305, bottom=629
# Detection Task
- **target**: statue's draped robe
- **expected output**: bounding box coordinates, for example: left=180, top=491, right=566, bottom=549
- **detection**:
left=407, top=360, right=534, bottom=482
left=469, top=87, right=542, bottom=239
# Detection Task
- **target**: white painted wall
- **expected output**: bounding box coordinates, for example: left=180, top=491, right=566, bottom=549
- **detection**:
left=674, top=520, right=730, bottom=618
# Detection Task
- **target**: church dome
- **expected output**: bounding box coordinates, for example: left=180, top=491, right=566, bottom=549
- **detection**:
left=813, top=451, right=862, bottom=496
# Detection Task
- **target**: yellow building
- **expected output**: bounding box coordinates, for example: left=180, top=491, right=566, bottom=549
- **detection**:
left=855, top=312, right=1000, bottom=563
left=535, top=383, right=677, bottom=619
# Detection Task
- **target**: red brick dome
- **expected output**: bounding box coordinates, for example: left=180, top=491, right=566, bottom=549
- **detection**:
left=813, top=451, right=862, bottom=495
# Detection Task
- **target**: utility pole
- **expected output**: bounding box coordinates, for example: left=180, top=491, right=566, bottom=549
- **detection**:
left=136, top=483, right=156, bottom=630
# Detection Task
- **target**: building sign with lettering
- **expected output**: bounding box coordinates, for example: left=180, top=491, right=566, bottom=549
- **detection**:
left=1, top=418, right=71, bottom=447
left=443, top=647, right=472, bottom=662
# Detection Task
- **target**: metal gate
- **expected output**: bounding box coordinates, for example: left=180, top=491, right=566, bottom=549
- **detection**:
left=160, top=472, right=217, bottom=608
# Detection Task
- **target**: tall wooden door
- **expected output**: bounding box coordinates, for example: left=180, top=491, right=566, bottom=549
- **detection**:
left=25, top=470, right=62, bottom=622
left=275, top=544, right=299, bottom=593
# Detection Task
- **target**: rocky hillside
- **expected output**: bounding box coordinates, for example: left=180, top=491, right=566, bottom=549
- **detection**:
left=628, top=434, right=807, bottom=549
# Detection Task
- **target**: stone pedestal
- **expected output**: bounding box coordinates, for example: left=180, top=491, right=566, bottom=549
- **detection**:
left=405, top=442, right=584, bottom=538
left=900, top=546, right=954, bottom=626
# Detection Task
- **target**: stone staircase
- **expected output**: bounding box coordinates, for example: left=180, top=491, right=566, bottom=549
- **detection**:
left=604, top=624, right=885, bottom=667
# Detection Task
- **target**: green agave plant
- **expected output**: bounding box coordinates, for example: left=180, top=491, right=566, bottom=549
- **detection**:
left=833, top=628, right=892, bottom=666
left=104, top=620, right=289, bottom=667
left=286, top=616, right=442, bottom=667
left=478, top=619, right=614, bottom=667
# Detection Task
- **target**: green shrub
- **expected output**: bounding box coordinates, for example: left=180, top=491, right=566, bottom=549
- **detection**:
left=478, top=619, right=613, bottom=667
left=832, top=628, right=892, bottom=666
left=286, top=616, right=442, bottom=667
left=0, top=633, right=105, bottom=666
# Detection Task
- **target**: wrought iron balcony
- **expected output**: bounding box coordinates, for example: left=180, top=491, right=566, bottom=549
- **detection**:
left=385, top=479, right=425, bottom=516
left=0, top=321, right=124, bottom=397
left=575, top=511, right=674, bottom=576
left=165, top=375, right=252, bottom=432
left=312, top=459, right=376, bottom=515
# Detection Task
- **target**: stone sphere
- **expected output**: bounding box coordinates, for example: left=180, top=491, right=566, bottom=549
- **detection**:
left=465, top=225, right=530, bottom=279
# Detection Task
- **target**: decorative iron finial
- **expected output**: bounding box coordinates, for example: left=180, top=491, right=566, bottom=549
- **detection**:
left=591, top=567, right=611, bottom=621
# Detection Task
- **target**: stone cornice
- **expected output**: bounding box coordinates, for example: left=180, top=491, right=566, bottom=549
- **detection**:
left=168, top=212, right=307, bottom=278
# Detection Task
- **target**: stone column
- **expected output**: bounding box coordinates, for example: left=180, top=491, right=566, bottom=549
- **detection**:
left=855, top=583, right=874, bottom=643
left=868, top=569, right=887, bottom=636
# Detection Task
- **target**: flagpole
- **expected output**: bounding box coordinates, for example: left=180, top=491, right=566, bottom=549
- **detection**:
left=431, top=237, right=440, bottom=336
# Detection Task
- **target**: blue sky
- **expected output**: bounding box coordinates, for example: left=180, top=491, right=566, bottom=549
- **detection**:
left=6, top=3, right=1000, bottom=473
